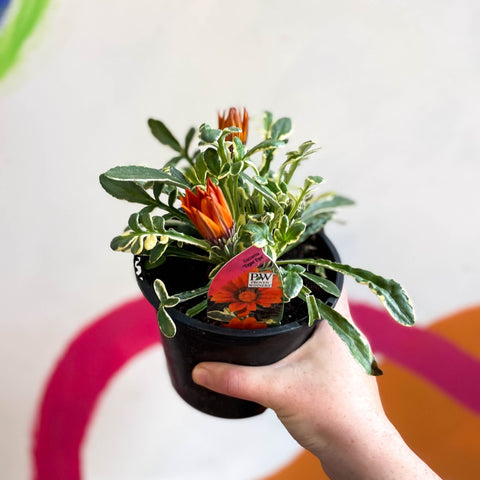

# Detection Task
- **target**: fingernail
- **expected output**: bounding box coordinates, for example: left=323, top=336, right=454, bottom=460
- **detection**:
left=192, top=365, right=210, bottom=386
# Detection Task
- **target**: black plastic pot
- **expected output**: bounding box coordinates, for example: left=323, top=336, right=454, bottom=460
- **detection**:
left=134, top=231, right=343, bottom=418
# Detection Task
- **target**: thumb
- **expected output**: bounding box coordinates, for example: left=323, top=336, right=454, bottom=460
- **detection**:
left=192, top=362, right=273, bottom=407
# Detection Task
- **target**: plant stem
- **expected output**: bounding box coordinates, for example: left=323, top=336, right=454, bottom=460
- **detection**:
left=288, top=187, right=307, bottom=222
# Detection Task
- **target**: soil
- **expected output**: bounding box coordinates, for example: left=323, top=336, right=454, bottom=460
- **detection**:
left=138, top=232, right=341, bottom=326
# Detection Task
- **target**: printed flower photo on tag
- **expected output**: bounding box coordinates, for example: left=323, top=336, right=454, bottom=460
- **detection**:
left=207, top=247, right=284, bottom=329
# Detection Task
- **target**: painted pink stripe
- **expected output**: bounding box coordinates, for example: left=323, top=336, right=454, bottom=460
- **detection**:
left=351, top=302, right=480, bottom=414
left=32, top=298, right=160, bottom=480
left=31, top=297, right=480, bottom=480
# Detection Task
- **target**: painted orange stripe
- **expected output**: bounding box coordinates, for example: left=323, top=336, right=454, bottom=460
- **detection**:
left=379, top=361, right=480, bottom=480
left=428, top=305, right=480, bottom=360
left=260, top=449, right=328, bottom=480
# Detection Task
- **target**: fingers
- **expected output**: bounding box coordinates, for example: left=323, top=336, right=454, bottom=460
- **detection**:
left=192, top=362, right=274, bottom=407
left=192, top=291, right=353, bottom=409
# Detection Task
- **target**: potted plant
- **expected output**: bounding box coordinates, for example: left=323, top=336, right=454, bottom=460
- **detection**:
left=100, top=108, right=414, bottom=418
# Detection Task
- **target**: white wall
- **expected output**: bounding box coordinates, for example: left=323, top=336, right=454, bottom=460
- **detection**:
left=1, top=1, right=479, bottom=478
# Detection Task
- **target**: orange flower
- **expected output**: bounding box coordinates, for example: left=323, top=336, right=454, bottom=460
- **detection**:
left=210, top=270, right=283, bottom=317
left=218, top=107, right=249, bottom=144
left=180, top=177, right=234, bottom=244
left=224, top=317, right=267, bottom=330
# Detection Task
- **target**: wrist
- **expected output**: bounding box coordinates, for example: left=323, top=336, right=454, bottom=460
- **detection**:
left=314, top=415, right=440, bottom=480
left=312, top=413, right=401, bottom=477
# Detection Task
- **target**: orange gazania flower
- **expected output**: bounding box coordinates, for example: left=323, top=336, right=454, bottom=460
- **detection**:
left=218, top=107, right=248, bottom=144
left=210, top=270, right=283, bottom=317
left=180, top=177, right=234, bottom=244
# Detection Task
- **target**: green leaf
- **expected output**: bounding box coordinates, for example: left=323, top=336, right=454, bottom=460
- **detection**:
left=282, top=142, right=318, bottom=170
left=182, top=165, right=200, bottom=185
left=175, top=285, right=209, bottom=302
left=244, top=139, right=285, bottom=159
left=128, top=213, right=142, bottom=231
left=278, top=181, right=288, bottom=194
left=233, top=137, right=246, bottom=160
left=302, top=194, right=354, bottom=221
left=278, top=214, right=289, bottom=233
left=208, top=310, right=236, bottom=323
left=315, top=300, right=382, bottom=376
left=131, top=236, right=144, bottom=255
left=292, top=258, right=415, bottom=327
left=148, top=119, right=182, bottom=152
left=263, top=111, right=273, bottom=133
left=285, top=222, right=306, bottom=244
left=186, top=298, right=208, bottom=317
left=298, top=140, right=318, bottom=156
left=162, top=245, right=213, bottom=263
left=243, top=160, right=259, bottom=176
left=221, top=126, right=242, bottom=134
left=281, top=265, right=305, bottom=300
left=271, top=117, right=292, bottom=140
left=99, top=174, right=158, bottom=206
left=295, top=213, right=333, bottom=246
left=153, top=279, right=169, bottom=304
left=230, top=161, right=243, bottom=176
left=168, top=165, right=190, bottom=185
left=145, top=256, right=167, bottom=270
left=167, top=188, right=177, bottom=207
left=301, top=271, right=341, bottom=297
left=144, top=234, right=157, bottom=250
left=199, top=124, right=222, bottom=143
left=274, top=219, right=306, bottom=249
left=139, top=204, right=156, bottom=215
left=163, top=228, right=210, bottom=250
left=152, top=216, right=166, bottom=232
left=240, top=173, right=281, bottom=207
left=110, top=233, right=135, bottom=251
left=185, top=127, right=196, bottom=152
left=164, top=155, right=183, bottom=168
left=282, top=264, right=305, bottom=274
left=153, top=182, right=164, bottom=201
left=204, top=148, right=221, bottom=175
left=265, top=180, right=281, bottom=195
left=278, top=145, right=318, bottom=185
left=305, top=294, right=321, bottom=325
left=139, top=211, right=154, bottom=230
left=157, top=306, right=177, bottom=337
left=304, top=175, right=324, bottom=187
left=245, top=222, right=274, bottom=248
left=103, top=166, right=189, bottom=189
left=163, top=297, right=180, bottom=308
left=149, top=241, right=169, bottom=264
left=194, top=154, right=208, bottom=184
left=253, top=175, right=268, bottom=185
left=153, top=279, right=179, bottom=311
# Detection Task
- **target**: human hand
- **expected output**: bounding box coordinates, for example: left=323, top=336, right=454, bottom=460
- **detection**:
left=192, top=293, right=442, bottom=479
left=193, top=293, right=382, bottom=453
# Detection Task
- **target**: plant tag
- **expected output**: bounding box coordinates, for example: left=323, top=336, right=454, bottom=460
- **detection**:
left=207, top=246, right=284, bottom=329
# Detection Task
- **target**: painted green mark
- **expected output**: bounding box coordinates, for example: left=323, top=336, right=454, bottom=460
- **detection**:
left=0, top=0, right=51, bottom=81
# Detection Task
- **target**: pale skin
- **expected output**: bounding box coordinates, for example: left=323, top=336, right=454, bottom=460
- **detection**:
left=192, top=292, right=442, bottom=480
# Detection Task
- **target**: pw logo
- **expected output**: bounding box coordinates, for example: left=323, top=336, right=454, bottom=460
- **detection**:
left=248, top=271, right=274, bottom=288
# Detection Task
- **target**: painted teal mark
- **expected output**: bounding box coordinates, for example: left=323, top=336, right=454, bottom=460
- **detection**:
left=0, top=0, right=51, bottom=81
